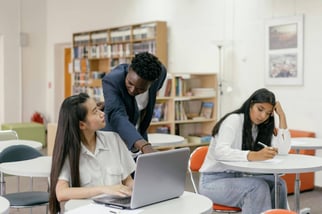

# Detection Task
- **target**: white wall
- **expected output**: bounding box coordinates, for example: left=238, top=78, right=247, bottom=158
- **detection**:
left=20, top=0, right=47, bottom=122
left=2, top=0, right=322, bottom=186
left=0, top=0, right=46, bottom=124
left=0, top=0, right=21, bottom=124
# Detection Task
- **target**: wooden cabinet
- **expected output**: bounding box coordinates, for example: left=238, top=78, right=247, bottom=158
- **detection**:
left=149, top=73, right=218, bottom=145
left=71, top=21, right=167, bottom=102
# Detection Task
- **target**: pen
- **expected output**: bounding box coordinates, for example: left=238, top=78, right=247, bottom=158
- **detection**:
left=258, top=141, right=275, bottom=151
left=258, top=142, right=267, bottom=148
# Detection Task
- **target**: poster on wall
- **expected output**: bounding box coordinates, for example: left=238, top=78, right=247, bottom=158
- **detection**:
left=264, top=15, right=304, bottom=86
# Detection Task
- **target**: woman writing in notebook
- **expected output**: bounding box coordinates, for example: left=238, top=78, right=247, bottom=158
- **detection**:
left=49, top=93, right=136, bottom=213
left=199, top=88, right=291, bottom=214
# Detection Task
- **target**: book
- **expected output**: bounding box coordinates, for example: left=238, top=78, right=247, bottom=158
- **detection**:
left=188, top=133, right=212, bottom=144
left=158, top=78, right=172, bottom=97
left=152, top=102, right=166, bottom=122
left=199, top=102, right=214, bottom=119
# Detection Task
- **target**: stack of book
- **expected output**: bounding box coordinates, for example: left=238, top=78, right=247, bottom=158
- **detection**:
left=188, top=133, right=212, bottom=144
left=191, top=88, right=216, bottom=97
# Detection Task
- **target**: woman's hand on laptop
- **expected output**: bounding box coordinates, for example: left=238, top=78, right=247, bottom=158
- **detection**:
left=104, top=184, right=132, bottom=197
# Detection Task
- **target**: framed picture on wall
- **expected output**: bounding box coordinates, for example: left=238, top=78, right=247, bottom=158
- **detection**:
left=264, top=15, right=304, bottom=86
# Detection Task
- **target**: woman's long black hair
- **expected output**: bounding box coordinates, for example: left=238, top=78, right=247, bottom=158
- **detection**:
left=49, top=93, right=89, bottom=213
left=212, top=88, right=276, bottom=151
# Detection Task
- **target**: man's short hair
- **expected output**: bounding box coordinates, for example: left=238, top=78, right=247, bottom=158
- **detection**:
left=130, top=52, right=162, bottom=81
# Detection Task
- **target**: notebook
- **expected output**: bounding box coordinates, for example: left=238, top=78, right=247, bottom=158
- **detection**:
left=93, top=147, right=190, bottom=209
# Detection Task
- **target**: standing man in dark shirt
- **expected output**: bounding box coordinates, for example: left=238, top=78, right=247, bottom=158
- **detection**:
left=102, top=52, right=167, bottom=154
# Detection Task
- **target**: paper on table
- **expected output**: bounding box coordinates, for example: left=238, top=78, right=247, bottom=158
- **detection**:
left=259, top=158, right=283, bottom=163
left=65, top=203, right=143, bottom=214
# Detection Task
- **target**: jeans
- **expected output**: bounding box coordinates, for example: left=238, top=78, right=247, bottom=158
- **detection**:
left=199, top=172, right=288, bottom=214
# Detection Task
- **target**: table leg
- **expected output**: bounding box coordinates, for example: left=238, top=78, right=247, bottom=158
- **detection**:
left=274, top=173, right=279, bottom=208
left=0, top=172, right=5, bottom=195
left=294, top=172, right=300, bottom=213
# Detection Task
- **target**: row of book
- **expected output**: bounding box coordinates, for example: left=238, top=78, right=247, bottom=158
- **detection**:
left=73, top=71, right=106, bottom=86
left=175, top=101, right=214, bottom=121
left=73, top=57, right=130, bottom=73
left=73, top=25, right=157, bottom=46
left=73, top=44, right=130, bottom=59
left=72, top=86, right=103, bottom=102
left=157, top=78, right=172, bottom=97
left=175, top=76, right=189, bottom=96
left=110, top=28, right=131, bottom=42
left=133, top=25, right=156, bottom=40
left=73, top=42, right=156, bottom=59
left=175, top=101, right=188, bottom=121
left=151, top=102, right=168, bottom=122
left=133, top=41, right=156, bottom=55
left=73, top=72, right=90, bottom=86
left=73, top=58, right=90, bottom=72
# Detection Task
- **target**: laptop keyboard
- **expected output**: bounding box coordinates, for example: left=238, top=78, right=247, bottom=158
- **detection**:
left=111, top=197, right=131, bottom=204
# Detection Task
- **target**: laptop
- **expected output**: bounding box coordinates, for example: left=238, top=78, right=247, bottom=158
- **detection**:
left=93, top=147, right=190, bottom=209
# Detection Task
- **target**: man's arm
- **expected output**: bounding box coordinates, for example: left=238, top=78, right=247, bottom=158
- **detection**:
left=102, top=68, right=147, bottom=150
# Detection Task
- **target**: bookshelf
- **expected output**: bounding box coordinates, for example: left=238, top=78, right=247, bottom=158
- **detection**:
left=71, top=21, right=168, bottom=102
left=149, top=73, right=218, bottom=145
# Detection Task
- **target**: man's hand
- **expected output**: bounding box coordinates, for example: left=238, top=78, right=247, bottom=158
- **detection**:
left=135, top=139, right=157, bottom=153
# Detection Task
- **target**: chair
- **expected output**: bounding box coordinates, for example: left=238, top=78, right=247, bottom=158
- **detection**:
left=0, top=130, right=18, bottom=141
left=189, top=146, right=242, bottom=213
left=262, top=209, right=296, bottom=214
left=0, top=145, right=49, bottom=213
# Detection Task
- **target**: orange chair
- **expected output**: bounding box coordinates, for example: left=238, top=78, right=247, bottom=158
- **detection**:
left=281, top=129, right=316, bottom=194
left=262, top=209, right=296, bottom=214
left=188, top=146, right=241, bottom=213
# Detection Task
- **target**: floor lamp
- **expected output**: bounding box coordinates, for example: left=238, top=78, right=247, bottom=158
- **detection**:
left=217, top=43, right=232, bottom=119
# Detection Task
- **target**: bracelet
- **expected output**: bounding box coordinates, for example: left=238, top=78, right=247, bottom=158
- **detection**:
left=140, top=142, right=152, bottom=153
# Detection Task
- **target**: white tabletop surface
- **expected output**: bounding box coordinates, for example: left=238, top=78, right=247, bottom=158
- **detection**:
left=0, top=156, right=51, bottom=177
left=148, top=133, right=185, bottom=147
left=221, top=154, right=322, bottom=174
left=0, top=139, right=43, bottom=152
left=0, top=196, right=9, bottom=214
left=65, top=191, right=213, bottom=214
left=291, top=137, right=322, bottom=150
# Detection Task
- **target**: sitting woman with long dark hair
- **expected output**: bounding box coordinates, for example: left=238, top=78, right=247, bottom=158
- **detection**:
left=199, top=88, right=291, bottom=214
left=49, top=93, right=135, bottom=213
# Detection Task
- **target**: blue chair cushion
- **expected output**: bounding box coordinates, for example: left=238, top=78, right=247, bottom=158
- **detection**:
left=4, top=191, right=49, bottom=206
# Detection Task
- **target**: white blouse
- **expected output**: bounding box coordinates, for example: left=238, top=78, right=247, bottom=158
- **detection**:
left=59, top=131, right=136, bottom=187
left=200, top=113, right=291, bottom=173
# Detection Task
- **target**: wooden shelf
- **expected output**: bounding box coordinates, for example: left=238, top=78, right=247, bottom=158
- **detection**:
left=71, top=21, right=168, bottom=102
left=148, top=73, right=218, bottom=145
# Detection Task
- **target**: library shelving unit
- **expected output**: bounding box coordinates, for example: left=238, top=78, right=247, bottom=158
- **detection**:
left=149, top=73, right=218, bottom=146
left=71, top=21, right=167, bottom=102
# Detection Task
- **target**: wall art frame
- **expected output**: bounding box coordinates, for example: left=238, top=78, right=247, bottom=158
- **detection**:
left=264, top=15, right=304, bottom=86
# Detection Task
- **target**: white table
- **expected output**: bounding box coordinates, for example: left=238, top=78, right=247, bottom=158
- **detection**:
left=0, top=139, right=43, bottom=152
left=220, top=154, right=322, bottom=214
left=0, top=156, right=51, bottom=177
left=291, top=137, right=322, bottom=213
left=0, top=196, right=9, bottom=214
left=0, top=156, right=51, bottom=195
left=148, top=133, right=185, bottom=147
left=291, top=137, right=322, bottom=151
left=65, top=191, right=213, bottom=214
